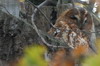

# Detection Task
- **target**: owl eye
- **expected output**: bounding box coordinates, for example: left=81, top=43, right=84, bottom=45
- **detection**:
left=83, top=18, right=87, bottom=25
left=70, top=15, right=78, bottom=20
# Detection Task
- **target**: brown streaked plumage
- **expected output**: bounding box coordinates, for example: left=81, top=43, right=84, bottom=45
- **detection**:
left=48, top=7, right=96, bottom=55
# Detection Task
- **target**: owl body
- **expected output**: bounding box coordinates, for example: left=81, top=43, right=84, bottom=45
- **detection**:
left=48, top=6, right=97, bottom=66
left=48, top=7, right=96, bottom=55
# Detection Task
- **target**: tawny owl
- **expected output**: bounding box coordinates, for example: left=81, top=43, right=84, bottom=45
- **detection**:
left=48, top=7, right=96, bottom=56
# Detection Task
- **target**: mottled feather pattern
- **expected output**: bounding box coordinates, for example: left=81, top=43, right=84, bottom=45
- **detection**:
left=49, top=20, right=89, bottom=50
left=48, top=7, right=95, bottom=54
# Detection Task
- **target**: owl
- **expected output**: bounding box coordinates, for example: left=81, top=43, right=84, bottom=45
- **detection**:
left=48, top=7, right=96, bottom=57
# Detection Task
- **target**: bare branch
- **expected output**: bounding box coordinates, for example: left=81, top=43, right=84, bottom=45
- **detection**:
left=92, top=13, right=100, bottom=24
left=26, top=0, right=55, bottom=28
left=0, top=4, right=11, bottom=15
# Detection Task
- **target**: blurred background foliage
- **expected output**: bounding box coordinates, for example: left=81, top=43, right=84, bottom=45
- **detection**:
left=82, top=38, right=100, bottom=66
left=96, top=38, right=100, bottom=50
left=17, top=45, right=48, bottom=66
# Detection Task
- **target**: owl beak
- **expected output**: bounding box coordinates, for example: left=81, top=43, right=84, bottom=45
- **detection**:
left=75, top=15, right=81, bottom=27
left=75, top=15, right=80, bottom=21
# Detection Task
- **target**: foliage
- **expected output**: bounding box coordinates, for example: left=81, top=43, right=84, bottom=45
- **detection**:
left=13, top=38, right=100, bottom=66
left=17, top=45, right=48, bottom=66
left=83, top=54, right=100, bottom=66
left=82, top=38, right=100, bottom=66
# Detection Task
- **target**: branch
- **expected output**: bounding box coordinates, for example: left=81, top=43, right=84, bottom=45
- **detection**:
left=30, top=10, right=69, bottom=48
left=0, top=4, right=11, bottom=15
left=37, top=0, right=56, bottom=8
left=26, top=0, right=55, bottom=28
left=71, top=0, right=75, bottom=7
left=39, top=30, right=69, bottom=48
left=92, top=13, right=100, bottom=24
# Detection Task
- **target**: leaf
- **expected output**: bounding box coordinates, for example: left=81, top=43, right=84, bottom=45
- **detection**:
left=82, top=38, right=100, bottom=66
left=17, top=45, right=48, bottom=66
left=83, top=53, right=100, bottom=66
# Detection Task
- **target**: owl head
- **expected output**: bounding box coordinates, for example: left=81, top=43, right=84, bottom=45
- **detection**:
left=56, top=7, right=93, bottom=31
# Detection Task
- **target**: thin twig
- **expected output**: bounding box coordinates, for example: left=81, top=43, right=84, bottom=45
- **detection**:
left=26, top=0, right=55, bottom=28
left=92, top=13, right=100, bottom=24
left=71, top=0, right=75, bottom=8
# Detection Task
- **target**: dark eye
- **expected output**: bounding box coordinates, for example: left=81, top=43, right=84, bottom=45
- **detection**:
left=70, top=15, right=77, bottom=19
left=83, top=18, right=87, bottom=25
